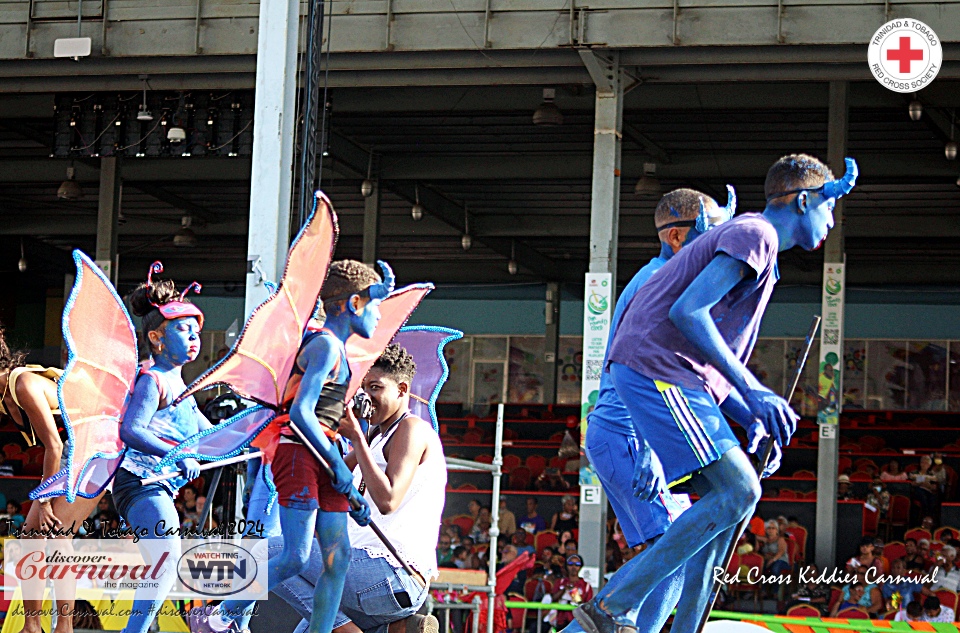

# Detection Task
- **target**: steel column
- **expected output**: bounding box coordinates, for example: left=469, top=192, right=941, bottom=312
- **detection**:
left=543, top=282, right=560, bottom=404
left=95, top=156, right=120, bottom=284
left=579, top=52, right=623, bottom=587
left=815, top=80, right=848, bottom=570
left=362, top=176, right=381, bottom=265
left=243, top=0, right=298, bottom=318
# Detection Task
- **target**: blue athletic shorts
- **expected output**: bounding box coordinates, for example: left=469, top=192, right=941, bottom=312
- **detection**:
left=584, top=423, right=686, bottom=547
left=609, top=363, right=739, bottom=486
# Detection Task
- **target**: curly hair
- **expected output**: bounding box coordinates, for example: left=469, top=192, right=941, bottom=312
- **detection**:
left=126, top=279, right=190, bottom=335
left=0, top=322, right=26, bottom=373
left=371, top=344, right=417, bottom=384
left=764, top=153, right=834, bottom=201
left=321, top=260, right=382, bottom=304
left=654, top=188, right=718, bottom=229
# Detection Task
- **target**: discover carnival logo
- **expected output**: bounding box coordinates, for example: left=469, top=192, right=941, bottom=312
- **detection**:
left=868, top=18, right=942, bottom=93
left=4, top=538, right=268, bottom=601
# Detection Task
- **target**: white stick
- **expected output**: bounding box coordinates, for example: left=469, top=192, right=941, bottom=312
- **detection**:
left=140, top=451, right=264, bottom=484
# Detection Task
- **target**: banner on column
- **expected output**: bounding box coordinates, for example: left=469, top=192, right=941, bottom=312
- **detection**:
left=579, top=272, right=612, bottom=486
left=817, top=261, right=845, bottom=426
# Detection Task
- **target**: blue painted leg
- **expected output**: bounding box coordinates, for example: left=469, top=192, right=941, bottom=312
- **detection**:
left=305, top=510, right=349, bottom=633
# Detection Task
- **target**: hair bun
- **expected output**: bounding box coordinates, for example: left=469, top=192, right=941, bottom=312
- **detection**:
left=127, top=279, right=180, bottom=317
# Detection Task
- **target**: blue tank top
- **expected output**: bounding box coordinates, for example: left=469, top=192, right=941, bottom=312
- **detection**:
left=121, top=369, right=203, bottom=492
left=588, top=257, right=667, bottom=436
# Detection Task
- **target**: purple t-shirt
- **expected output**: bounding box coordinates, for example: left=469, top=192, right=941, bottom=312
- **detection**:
left=607, top=213, right=779, bottom=402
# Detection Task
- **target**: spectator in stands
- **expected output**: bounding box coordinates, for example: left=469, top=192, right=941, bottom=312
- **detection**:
left=776, top=515, right=789, bottom=533
left=468, top=498, right=482, bottom=522
left=564, top=540, right=578, bottom=558
left=910, top=455, right=941, bottom=518
left=926, top=545, right=960, bottom=592
left=921, top=515, right=936, bottom=531
left=759, top=519, right=791, bottom=576
left=443, top=523, right=462, bottom=547
left=460, top=536, right=482, bottom=569
left=519, top=497, right=547, bottom=534
left=836, top=571, right=883, bottom=617
left=498, top=499, right=516, bottom=537
left=904, top=538, right=927, bottom=572
left=551, top=555, right=593, bottom=628
left=882, top=459, right=909, bottom=482
left=512, top=531, right=534, bottom=557
left=470, top=506, right=493, bottom=543
left=539, top=546, right=556, bottom=566
left=923, top=596, right=955, bottom=623
left=437, top=533, right=454, bottom=567
left=882, top=558, right=923, bottom=611
left=867, top=478, right=891, bottom=516
left=788, top=564, right=831, bottom=615
left=737, top=531, right=757, bottom=556
left=6, top=500, right=25, bottom=529
left=749, top=512, right=766, bottom=537
left=605, top=540, right=623, bottom=574
left=895, top=601, right=925, bottom=622
left=498, top=544, right=519, bottom=568
left=918, top=539, right=936, bottom=570
left=450, top=545, right=470, bottom=569
left=535, top=467, right=570, bottom=492
left=550, top=495, right=579, bottom=533
left=559, top=530, right=574, bottom=546
left=873, top=538, right=891, bottom=573
left=931, top=453, right=948, bottom=493
left=847, top=536, right=884, bottom=575
left=181, top=484, right=199, bottom=515
left=837, top=474, right=853, bottom=500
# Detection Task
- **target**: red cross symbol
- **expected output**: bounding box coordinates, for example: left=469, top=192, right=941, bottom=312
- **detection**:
left=887, top=36, right=924, bottom=73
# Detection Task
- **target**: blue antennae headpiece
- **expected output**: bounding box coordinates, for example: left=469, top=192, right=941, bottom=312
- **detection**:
left=695, top=184, right=737, bottom=233
left=822, top=157, right=858, bottom=200
left=367, top=260, right=396, bottom=301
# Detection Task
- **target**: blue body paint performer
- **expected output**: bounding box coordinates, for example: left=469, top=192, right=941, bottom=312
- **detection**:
left=575, top=155, right=857, bottom=633
left=193, top=260, right=390, bottom=633
left=111, top=265, right=212, bottom=633
left=576, top=187, right=743, bottom=633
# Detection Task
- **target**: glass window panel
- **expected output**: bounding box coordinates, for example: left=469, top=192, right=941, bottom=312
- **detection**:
left=473, top=336, right=507, bottom=361
left=472, top=361, right=505, bottom=411
left=509, top=337, right=545, bottom=404
left=950, top=342, right=960, bottom=412
left=843, top=340, right=866, bottom=409
left=788, top=338, right=819, bottom=417
left=557, top=336, right=584, bottom=405
left=866, top=340, right=907, bottom=410
left=748, top=339, right=785, bottom=395
left=906, top=341, right=948, bottom=411
left=439, top=336, right=471, bottom=403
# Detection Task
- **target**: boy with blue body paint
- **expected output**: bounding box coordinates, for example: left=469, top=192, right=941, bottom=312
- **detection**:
left=192, top=260, right=391, bottom=633
left=579, top=186, right=763, bottom=633
left=575, top=154, right=858, bottom=633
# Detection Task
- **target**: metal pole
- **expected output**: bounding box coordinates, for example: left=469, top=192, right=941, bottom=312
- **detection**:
left=96, top=156, right=120, bottom=284
left=362, top=174, right=381, bottom=265
left=815, top=79, right=849, bottom=570
left=485, top=404, right=504, bottom=633
left=297, top=0, right=325, bottom=228
left=197, top=467, right=223, bottom=529
left=244, top=0, right=298, bottom=319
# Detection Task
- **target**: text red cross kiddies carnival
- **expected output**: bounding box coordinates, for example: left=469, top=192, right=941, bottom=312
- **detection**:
left=887, top=36, right=924, bottom=73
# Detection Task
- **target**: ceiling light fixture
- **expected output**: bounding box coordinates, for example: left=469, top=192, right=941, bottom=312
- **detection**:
left=533, top=88, right=564, bottom=126
left=946, top=111, right=957, bottom=161
left=18, top=240, right=26, bottom=273
left=908, top=98, right=923, bottom=121
left=57, top=165, right=82, bottom=200
left=634, top=162, right=661, bottom=197
left=167, top=125, right=186, bottom=143
left=461, top=204, right=471, bottom=251
left=173, top=215, right=198, bottom=248
left=508, top=240, right=518, bottom=275
left=361, top=149, right=375, bottom=197
left=137, top=75, right=153, bottom=121
left=411, top=184, right=424, bottom=221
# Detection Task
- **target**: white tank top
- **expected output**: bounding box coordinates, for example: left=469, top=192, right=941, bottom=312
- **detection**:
left=348, top=414, right=447, bottom=579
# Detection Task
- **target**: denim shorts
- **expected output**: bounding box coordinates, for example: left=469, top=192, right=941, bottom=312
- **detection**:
left=113, top=467, right=174, bottom=528
left=333, top=549, right=429, bottom=633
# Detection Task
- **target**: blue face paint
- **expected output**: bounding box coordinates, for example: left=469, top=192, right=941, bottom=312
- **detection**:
left=796, top=190, right=835, bottom=251
left=348, top=297, right=382, bottom=339
left=153, top=316, right=202, bottom=368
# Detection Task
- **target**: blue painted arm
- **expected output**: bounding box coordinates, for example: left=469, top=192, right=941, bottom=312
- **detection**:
left=120, top=376, right=200, bottom=480
left=290, top=336, right=363, bottom=497
left=669, top=254, right=798, bottom=446
left=720, top=389, right=781, bottom=477
left=631, top=439, right=662, bottom=502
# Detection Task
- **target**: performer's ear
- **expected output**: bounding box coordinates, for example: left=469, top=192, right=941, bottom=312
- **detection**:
left=796, top=190, right=810, bottom=214
left=397, top=380, right=409, bottom=396
left=147, top=329, right=162, bottom=348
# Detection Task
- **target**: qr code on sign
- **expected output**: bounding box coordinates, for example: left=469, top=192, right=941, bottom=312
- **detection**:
left=823, top=329, right=839, bottom=345
left=585, top=360, right=603, bottom=381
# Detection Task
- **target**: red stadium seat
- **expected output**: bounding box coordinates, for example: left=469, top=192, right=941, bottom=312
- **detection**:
left=837, top=607, right=870, bottom=619
left=786, top=604, right=821, bottom=617
left=784, top=526, right=808, bottom=561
